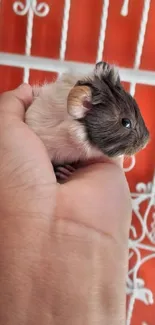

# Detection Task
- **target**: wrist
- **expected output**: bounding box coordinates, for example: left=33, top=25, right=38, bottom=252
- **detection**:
left=51, top=218, right=128, bottom=325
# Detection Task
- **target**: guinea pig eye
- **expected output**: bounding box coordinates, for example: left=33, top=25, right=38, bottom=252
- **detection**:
left=122, top=118, right=131, bottom=129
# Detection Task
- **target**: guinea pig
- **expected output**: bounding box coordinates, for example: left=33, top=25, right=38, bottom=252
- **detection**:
left=74, top=61, right=149, bottom=157
left=25, top=61, right=149, bottom=177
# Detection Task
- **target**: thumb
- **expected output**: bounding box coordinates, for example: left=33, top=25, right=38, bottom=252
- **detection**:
left=0, top=84, right=33, bottom=120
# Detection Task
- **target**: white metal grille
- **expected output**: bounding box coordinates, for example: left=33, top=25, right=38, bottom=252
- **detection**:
left=0, top=1, right=155, bottom=325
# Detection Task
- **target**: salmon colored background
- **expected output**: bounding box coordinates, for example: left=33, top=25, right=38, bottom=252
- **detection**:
left=0, top=1, right=155, bottom=324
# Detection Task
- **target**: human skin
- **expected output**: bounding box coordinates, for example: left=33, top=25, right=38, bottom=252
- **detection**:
left=0, top=84, right=132, bottom=325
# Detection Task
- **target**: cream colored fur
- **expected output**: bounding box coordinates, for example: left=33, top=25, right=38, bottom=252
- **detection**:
left=25, top=72, right=102, bottom=164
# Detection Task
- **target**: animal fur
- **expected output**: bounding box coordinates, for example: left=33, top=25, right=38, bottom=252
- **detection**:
left=25, top=62, right=150, bottom=165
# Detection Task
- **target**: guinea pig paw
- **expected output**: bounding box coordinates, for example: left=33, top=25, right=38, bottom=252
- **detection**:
left=54, top=164, right=76, bottom=182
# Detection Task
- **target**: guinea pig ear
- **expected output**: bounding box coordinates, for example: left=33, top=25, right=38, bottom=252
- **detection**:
left=67, top=85, right=92, bottom=119
left=95, top=61, right=121, bottom=86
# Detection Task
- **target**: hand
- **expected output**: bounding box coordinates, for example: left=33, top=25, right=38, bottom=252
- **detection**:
left=0, top=84, right=132, bottom=325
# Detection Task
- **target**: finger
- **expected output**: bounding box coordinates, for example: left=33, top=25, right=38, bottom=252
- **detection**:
left=112, top=155, right=124, bottom=168
left=72, top=155, right=124, bottom=171
left=59, top=162, right=132, bottom=237
left=67, top=161, right=124, bottom=184
left=0, top=84, right=33, bottom=120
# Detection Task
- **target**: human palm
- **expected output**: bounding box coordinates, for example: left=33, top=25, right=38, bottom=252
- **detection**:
left=0, top=84, right=131, bottom=325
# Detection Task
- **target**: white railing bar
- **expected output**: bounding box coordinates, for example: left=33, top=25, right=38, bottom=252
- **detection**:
left=1, top=52, right=155, bottom=86
left=121, top=0, right=130, bottom=16
left=130, top=0, right=151, bottom=95
left=59, top=0, right=71, bottom=60
left=96, top=0, right=109, bottom=62
left=24, top=4, right=34, bottom=83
